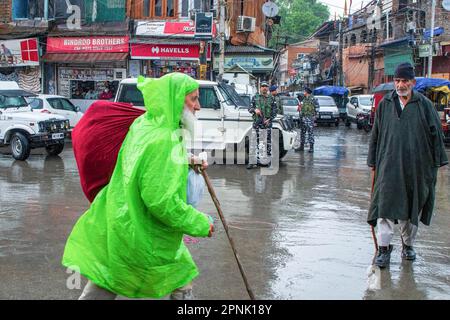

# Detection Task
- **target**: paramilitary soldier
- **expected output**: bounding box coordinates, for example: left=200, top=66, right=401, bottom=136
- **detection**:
left=297, top=87, right=317, bottom=153
left=270, top=85, right=282, bottom=115
left=247, top=82, right=277, bottom=169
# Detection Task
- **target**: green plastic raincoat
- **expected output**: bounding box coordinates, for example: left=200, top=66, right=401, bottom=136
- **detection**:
left=62, top=73, right=211, bottom=298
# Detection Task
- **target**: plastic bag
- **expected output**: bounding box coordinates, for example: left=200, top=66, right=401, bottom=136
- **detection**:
left=186, top=168, right=205, bottom=208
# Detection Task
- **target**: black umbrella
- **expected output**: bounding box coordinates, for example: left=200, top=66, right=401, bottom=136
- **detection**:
left=372, top=82, right=394, bottom=93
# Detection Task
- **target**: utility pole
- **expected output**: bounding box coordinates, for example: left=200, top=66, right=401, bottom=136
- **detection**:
left=44, top=0, right=49, bottom=20
left=338, top=20, right=344, bottom=86
left=218, top=0, right=226, bottom=80
left=368, top=44, right=375, bottom=92
left=427, top=0, right=436, bottom=78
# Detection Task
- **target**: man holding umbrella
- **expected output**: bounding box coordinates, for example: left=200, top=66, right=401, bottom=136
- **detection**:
left=368, top=63, right=448, bottom=268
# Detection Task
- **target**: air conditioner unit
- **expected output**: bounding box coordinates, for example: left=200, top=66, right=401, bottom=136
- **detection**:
left=237, top=16, right=256, bottom=32
left=114, top=69, right=127, bottom=80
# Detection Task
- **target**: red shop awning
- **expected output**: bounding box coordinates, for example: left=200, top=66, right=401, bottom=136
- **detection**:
left=42, top=52, right=128, bottom=63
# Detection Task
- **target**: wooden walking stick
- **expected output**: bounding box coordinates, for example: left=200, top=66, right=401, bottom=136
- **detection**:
left=201, top=170, right=256, bottom=300
left=370, top=169, right=378, bottom=253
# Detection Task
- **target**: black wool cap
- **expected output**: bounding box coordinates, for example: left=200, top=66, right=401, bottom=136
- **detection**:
left=394, top=63, right=415, bottom=80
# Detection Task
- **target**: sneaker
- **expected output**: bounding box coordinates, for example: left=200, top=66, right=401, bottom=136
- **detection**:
left=374, top=245, right=393, bottom=268
left=402, top=245, right=416, bottom=261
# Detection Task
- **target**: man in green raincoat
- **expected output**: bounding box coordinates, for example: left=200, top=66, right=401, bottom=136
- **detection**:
left=368, top=63, right=448, bottom=268
left=62, top=73, right=214, bottom=299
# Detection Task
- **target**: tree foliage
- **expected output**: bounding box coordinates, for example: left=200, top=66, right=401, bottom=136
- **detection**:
left=269, top=0, right=330, bottom=47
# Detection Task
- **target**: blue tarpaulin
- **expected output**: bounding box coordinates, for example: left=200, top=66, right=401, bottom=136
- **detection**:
left=415, top=77, right=450, bottom=91
left=372, top=78, right=450, bottom=93
left=423, top=27, right=444, bottom=41
left=313, top=86, right=349, bottom=96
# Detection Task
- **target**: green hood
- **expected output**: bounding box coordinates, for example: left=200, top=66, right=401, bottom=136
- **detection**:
left=137, top=73, right=199, bottom=129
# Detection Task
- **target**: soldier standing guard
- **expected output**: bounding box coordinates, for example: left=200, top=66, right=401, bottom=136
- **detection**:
left=297, top=87, right=317, bottom=153
left=270, top=85, right=282, bottom=115
left=247, top=82, right=277, bottom=169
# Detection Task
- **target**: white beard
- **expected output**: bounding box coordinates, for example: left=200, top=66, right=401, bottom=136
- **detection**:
left=181, top=107, right=198, bottom=140
left=396, top=89, right=409, bottom=97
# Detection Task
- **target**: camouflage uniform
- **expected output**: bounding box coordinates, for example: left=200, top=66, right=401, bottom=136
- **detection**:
left=299, top=95, right=317, bottom=151
left=272, top=94, right=283, bottom=115
left=248, top=93, right=277, bottom=165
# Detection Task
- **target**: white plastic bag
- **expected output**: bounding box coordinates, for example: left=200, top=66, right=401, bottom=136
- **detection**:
left=186, top=168, right=205, bottom=208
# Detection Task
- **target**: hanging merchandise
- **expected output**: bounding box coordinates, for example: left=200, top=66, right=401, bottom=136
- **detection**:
left=18, top=67, right=40, bottom=93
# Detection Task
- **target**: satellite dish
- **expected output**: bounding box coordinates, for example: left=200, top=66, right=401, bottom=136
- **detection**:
left=262, top=1, right=279, bottom=18
left=443, top=0, right=450, bottom=11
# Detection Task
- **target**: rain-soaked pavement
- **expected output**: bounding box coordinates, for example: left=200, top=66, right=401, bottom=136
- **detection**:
left=1, top=126, right=449, bottom=300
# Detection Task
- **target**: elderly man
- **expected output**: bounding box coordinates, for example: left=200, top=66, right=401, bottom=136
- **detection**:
left=368, top=63, right=448, bottom=268
left=62, top=73, right=214, bottom=299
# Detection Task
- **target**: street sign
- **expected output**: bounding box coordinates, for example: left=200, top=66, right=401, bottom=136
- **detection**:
left=419, top=44, right=430, bottom=57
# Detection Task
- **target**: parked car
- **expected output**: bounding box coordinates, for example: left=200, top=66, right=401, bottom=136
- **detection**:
left=27, top=94, right=84, bottom=128
left=315, top=95, right=340, bottom=126
left=345, top=94, right=373, bottom=131
left=313, top=86, right=350, bottom=119
left=115, top=79, right=297, bottom=161
left=0, top=81, right=70, bottom=160
left=280, top=96, right=301, bottom=126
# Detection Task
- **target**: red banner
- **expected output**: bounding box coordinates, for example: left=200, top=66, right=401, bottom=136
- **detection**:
left=131, top=43, right=200, bottom=60
left=47, top=36, right=129, bottom=53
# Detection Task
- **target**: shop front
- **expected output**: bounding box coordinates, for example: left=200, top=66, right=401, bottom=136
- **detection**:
left=43, top=36, right=129, bottom=110
left=0, top=38, right=41, bottom=92
left=130, top=42, right=211, bottom=79
left=212, top=45, right=276, bottom=82
left=132, top=20, right=214, bottom=79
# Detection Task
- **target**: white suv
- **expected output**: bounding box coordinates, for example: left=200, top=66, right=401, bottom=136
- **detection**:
left=0, top=82, right=70, bottom=160
left=115, top=79, right=296, bottom=161
left=345, top=95, right=373, bottom=129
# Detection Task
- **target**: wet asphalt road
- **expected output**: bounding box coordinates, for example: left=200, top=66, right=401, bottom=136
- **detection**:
left=1, top=125, right=449, bottom=300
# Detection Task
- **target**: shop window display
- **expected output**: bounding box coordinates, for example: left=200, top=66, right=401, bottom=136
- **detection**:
left=144, top=60, right=198, bottom=79
left=58, top=67, right=119, bottom=100
left=70, top=80, right=118, bottom=100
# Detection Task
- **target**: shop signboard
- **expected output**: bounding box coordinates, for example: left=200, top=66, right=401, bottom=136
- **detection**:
left=195, top=12, right=214, bottom=40
left=136, top=21, right=217, bottom=38
left=131, top=43, right=201, bottom=60
left=0, top=38, right=39, bottom=67
left=213, top=55, right=274, bottom=71
left=419, top=44, right=431, bottom=58
left=47, top=36, right=129, bottom=53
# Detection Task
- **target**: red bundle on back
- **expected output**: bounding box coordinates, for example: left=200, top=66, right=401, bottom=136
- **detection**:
left=72, top=101, right=145, bottom=202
